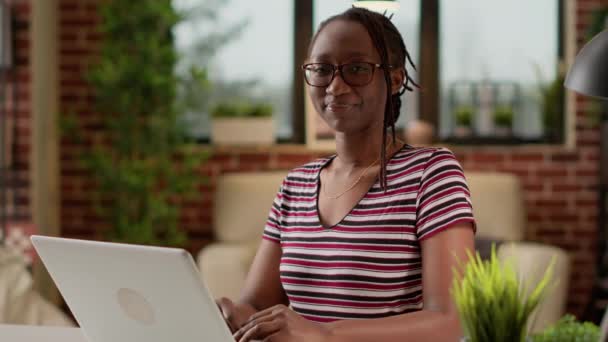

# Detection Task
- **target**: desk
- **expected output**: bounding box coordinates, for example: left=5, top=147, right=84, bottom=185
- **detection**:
left=0, top=324, right=86, bottom=342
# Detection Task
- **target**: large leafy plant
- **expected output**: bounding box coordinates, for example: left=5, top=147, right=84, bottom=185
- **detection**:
left=452, top=246, right=554, bottom=342
left=65, top=1, right=206, bottom=246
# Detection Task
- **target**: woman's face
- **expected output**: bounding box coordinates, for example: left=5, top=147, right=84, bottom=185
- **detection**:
left=307, top=19, right=396, bottom=135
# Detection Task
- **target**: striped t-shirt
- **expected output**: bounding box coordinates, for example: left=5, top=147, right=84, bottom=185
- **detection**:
left=263, top=146, right=476, bottom=322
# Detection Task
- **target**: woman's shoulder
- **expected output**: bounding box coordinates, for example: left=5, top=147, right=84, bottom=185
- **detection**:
left=392, top=145, right=456, bottom=164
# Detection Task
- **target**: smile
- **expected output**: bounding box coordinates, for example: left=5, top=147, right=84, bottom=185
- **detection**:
left=326, top=103, right=356, bottom=112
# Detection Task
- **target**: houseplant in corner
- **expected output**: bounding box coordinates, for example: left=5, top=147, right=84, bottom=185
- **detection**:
left=210, top=101, right=275, bottom=145
left=63, top=1, right=205, bottom=246
left=452, top=246, right=554, bottom=342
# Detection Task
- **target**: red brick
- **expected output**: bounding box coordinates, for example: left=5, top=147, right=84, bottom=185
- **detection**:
left=575, top=199, right=598, bottom=207
left=547, top=213, right=579, bottom=223
left=551, top=184, right=584, bottom=192
left=237, top=153, right=271, bottom=166
left=60, top=32, right=78, bottom=41
left=86, top=32, right=102, bottom=42
left=537, top=167, right=568, bottom=178
left=523, top=184, right=544, bottom=192
left=535, top=199, right=568, bottom=208
left=576, top=168, right=599, bottom=177
left=13, top=2, right=30, bottom=15
left=470, top=152, right=505, bottom=163
left=510, top=153, right=545, bottom=163
left=577, top=130, right=600, bottom=146
left=60, top=19, right=98, bottom=28
left=59, top=2, right=80, bottom=11
left=528, top=214, right=545, bottom=224
left=536, top=227, right=567, bottom=238
left=550, top=152, right=580, bottom=162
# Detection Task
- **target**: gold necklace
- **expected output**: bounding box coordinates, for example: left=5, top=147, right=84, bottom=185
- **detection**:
left=322, top=157, right=380, bottom=200
left=321, top=139, right=405, bottom=200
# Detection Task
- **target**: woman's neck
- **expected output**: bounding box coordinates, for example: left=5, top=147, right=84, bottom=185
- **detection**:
left=333, top=132, right=402, bottom=171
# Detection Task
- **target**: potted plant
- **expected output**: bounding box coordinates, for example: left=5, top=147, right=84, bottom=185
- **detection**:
left=453, top=105, right=474, bottom=137
left=530, top=314, right=599, bottom=342
left=210, top=101, right=275, bottom=145
left=493, top=105, right=514, bottom=137
left=62, top=0, right=205, bottom=246
left=538, top=74, right=565, bottom=143
left=452, top=246, right=554, bottom=342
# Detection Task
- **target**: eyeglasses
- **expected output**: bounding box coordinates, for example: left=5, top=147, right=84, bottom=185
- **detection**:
left=301, top=62, right=390, bottom=87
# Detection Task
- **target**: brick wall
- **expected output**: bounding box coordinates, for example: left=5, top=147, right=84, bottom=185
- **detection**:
left=51, top=0, right=605, bottom=316
left=2, top=0, right=31, bottom=222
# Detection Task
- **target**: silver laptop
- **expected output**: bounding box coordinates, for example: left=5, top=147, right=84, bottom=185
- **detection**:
left=30, top=235, right=234, bottom=342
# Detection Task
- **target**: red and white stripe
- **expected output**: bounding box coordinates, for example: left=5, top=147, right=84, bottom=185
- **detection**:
left=263, top=146, right=475, bottom=322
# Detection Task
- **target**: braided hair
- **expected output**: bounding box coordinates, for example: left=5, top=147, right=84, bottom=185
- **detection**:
left=309, top=7, right=419, bottom=190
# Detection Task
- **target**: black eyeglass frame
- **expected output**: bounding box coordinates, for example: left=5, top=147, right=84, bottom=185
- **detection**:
left=301, top=62, right=393, bottom=87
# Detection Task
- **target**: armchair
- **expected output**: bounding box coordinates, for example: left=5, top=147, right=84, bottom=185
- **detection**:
left=197, top=170, right=570, bottom=332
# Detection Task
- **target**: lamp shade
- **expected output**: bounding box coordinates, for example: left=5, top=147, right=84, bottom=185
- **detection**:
left=352, top=1, right=399, bottom=13
left=564, top=29, right=608, bottom=99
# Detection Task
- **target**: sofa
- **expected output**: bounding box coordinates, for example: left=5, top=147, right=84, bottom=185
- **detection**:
left=197, top=170, right=570, bottom=332
left=0, top=246, right=74, bottom=326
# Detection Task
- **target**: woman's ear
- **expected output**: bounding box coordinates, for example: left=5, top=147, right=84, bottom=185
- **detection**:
left=390, top=68, right=405, bottom=95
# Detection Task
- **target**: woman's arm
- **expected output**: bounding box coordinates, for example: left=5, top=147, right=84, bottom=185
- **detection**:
left=240, top=239, right=288, bottom=310
left=324, top=223, right=474, bottom=342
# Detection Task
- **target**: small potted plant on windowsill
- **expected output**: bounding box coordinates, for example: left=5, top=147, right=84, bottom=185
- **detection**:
left=493, top=105, right=514, bottom=137
left=453, top=105, right=474, bottom=138
left=210, top=101, right=275, bottom=145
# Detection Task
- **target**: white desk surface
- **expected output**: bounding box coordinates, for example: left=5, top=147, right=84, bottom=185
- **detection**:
left=0, top=324, right=87, bottom=342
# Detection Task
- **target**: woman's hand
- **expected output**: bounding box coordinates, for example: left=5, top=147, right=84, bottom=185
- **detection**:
left=216, top=297, right=258, bottom=333
left=233, top=304, right=331, bottom=342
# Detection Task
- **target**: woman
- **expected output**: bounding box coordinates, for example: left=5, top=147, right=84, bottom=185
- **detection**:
left=218, top=7, right=476, bottom=342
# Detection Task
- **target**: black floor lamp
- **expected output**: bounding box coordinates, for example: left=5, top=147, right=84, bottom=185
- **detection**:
left=564, top=28, right=608, bottom=323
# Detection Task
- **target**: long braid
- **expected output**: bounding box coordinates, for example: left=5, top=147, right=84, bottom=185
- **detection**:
left=310, top=7, right=420, bottom=191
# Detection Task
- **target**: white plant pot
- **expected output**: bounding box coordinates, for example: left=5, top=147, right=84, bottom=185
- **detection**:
left=454, top=125, right=473, bottom=138
left=494, top=126, right=512, bottom=137
left=211, top=117, right=275, bottom=145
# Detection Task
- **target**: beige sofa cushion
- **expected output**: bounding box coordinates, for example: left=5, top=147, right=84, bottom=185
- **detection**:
left=0, top=247, right=74, bottom=326
left=466, top=172, right=526, bottom=241
left=498, top=242, right=570, bottom=332
left=198, top=241, right=260, bottom=300
left=214, top=171, right=287, bottom=243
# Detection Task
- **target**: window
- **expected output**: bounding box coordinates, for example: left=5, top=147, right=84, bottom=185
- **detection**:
left=173, top=0, right=294, bottom=141
left=173, top=0, right=566, bottom=145
left=438, top=0, right=563, bottom=142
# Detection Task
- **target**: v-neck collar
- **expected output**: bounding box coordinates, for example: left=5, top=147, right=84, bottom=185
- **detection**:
left=314, top=144, right=410, bottom=229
